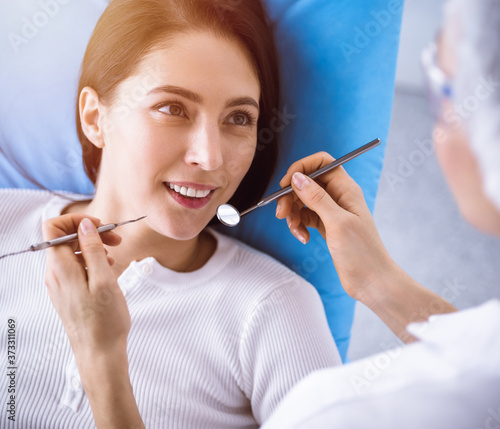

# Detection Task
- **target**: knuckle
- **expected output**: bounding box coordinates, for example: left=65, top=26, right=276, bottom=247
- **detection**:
left=347, top=183, right=364, bottom=200
left=309, top=187, right=328, bottom=206
left=81, top=240, right=104, bottom=254
left=51, top=258, right=66, bottom=273
left=41, top=219, right=55, bottom=240
left=44, top=272, right=53, bottom=288
left=44, top=270, right=61, bottom=290
left=286, top=160, right=303, bottom=176
left=318, top=151, right=334, bottom=162
left=91, top=275, right=112, bottom=291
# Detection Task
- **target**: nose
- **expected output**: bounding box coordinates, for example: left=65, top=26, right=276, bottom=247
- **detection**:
left=184, top=119, right=224, bottom=171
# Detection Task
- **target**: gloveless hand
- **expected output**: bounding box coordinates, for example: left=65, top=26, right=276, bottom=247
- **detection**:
left=42, top=214, right=129, bottom=363
left=276, top=151, right=399, bottom=301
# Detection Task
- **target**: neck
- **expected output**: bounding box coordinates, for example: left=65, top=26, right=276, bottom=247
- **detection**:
left=61, top=198, right=215, bottom=276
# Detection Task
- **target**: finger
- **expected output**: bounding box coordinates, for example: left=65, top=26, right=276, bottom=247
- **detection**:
left=75, top=252, right=115, bottom=267
left=43, top=215, right=102, bottom=266
left=288, top=205, right=326, bottom=244
left=299, top=207, right=328, bottom=241
left=276, top=193, right=293, bottom=219
left=290, top=172, right=343, bottom=222
left=75, top=247, right=109, bottom=260
left=279, top=151, right=361, bottom=203
left=279, top=151, right=335, bottom=188
left=288, top=201, right=303, bottom=230
left=276, top=188, right=304, bottom=220
left=99, top=230, right=122, bottom=247
left=43, top=214, right=122, bottom=247
left=299, top=207, right=324, bottom=234
left=77, top=218, right=114, bottom=292
left=290, top=225, right=310, bottom=245
left=43, top=214, right=102, bottom=242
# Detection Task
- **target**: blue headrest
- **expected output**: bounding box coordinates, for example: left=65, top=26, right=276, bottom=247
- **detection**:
left=217, top=0, right=404, bottom=362
left=0, top=0, right=403, bottom=362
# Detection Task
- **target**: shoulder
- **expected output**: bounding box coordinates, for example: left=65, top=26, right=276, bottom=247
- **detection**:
left=0, top=188, right=89, bottom=235
left=209, top=227, right=313, bottom=292
left=0, top=187, right=54, bottom=205
left=207, top=228, right=322, bottom=314
left=0, top=188, right=90, bottom=212
left=0, top=188, right=54, bottom=222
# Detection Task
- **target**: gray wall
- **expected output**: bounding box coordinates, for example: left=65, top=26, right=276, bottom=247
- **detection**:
left=395, top=0, right=447, bottom=91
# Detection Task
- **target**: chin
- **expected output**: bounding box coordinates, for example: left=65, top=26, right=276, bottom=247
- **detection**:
left=155, top=216, right=209, bottom=241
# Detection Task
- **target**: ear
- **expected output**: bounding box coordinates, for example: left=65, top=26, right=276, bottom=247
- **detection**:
left=79, top=86, right=105, bottom=149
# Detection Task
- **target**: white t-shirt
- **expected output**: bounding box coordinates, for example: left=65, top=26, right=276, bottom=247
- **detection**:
left=263, top=299, right=500, bottom=429
left=0, top=188, right=341, bottom=428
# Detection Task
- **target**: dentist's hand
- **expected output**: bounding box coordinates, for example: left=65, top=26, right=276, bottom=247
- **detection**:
left=43, top=215, right=145, bottom=427
left=42, top=214, right=128, bottom=361
left=276, top=152, right=398, bottom=301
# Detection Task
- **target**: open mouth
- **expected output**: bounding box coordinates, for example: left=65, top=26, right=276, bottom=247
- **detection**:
left=167, top=183, right=211, bottom=199
left=164, top=182, right=215, bottom=209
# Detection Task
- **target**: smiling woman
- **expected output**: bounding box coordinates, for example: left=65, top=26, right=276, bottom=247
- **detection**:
left=0, top=0, right=341, bottom=428
left=72, top=31, right=265, bottom=256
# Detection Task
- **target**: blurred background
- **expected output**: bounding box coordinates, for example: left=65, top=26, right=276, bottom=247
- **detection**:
left=348, top=0, right=500, bottom=360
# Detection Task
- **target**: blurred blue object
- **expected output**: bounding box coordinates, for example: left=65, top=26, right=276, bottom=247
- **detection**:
left=0, top=0, right=404, bottom=362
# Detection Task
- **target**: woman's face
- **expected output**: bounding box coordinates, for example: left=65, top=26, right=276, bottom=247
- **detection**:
left=91, top=31, right=260, bottom=240
left=434, top=26, right=500, bottom=236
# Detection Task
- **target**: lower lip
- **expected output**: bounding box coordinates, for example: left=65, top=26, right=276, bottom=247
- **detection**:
left=165, top=184, right=215, bottom=209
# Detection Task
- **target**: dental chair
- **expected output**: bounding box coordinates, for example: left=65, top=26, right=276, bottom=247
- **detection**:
left=0, top=0, right=404, bottom=362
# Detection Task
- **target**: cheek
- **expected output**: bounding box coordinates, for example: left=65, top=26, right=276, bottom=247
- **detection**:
left=107, top=110, right=174, bottom=166
left=225, top=138, right=257, bottom=182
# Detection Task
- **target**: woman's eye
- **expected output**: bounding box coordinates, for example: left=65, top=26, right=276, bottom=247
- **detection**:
left=228, top=111, right=257, bottom=127
left=155, top=102, right=256, bottom=127
left=158, top=104, right=184, bottom=117
left=231, top=114, right=247, bottom=125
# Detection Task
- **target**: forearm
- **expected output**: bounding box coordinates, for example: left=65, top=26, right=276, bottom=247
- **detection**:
left=357, top=263, right=458, bottom=343
left=78, top=350, right=145, bottom=429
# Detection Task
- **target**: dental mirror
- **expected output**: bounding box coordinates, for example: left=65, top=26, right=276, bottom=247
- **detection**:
left=217, top=138, right=381, bottom=227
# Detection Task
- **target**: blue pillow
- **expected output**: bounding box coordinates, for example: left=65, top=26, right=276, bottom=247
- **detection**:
left=0, top=0, right=103, bottom=194
left=0, top=0, right=403, bottom=362
left=217, top=0, right=404, bottom=362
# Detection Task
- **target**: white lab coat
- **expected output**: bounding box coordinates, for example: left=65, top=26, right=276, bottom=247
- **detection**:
left=262, top=300, right=500, bottom=429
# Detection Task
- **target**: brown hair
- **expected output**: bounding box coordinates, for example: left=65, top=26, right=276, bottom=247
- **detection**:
left=76, top=0, right=281, bottom=212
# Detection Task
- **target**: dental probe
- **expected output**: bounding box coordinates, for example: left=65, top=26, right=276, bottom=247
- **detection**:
left=0, top=215, right=147, bottom=261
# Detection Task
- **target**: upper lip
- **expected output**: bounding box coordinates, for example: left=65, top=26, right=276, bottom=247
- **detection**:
left=166, top=181, right=218, bottom=191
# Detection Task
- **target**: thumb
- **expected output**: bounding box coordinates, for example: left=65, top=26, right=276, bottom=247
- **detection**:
left=291, top=172, right=340, bottom=217
left=78, top=218, right=112, bottom=281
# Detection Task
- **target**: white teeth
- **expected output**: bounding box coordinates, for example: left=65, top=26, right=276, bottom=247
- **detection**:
left=196, top=189, right=209, bottom=198
left=168, top=183, right=211, bottom=198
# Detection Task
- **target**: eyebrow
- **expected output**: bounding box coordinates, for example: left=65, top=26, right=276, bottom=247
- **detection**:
left=147, top=85, right=260, bottom=112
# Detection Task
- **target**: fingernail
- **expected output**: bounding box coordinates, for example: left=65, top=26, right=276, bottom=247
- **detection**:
left=276, top=202, right=281, bottom=217
left=80, top=218, right=96, bottom=236
left=292, top=172, right=309, bottom=191
left=286, top=215, right=292, bottom=229
left=293, top=229, right=306, bottom=244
